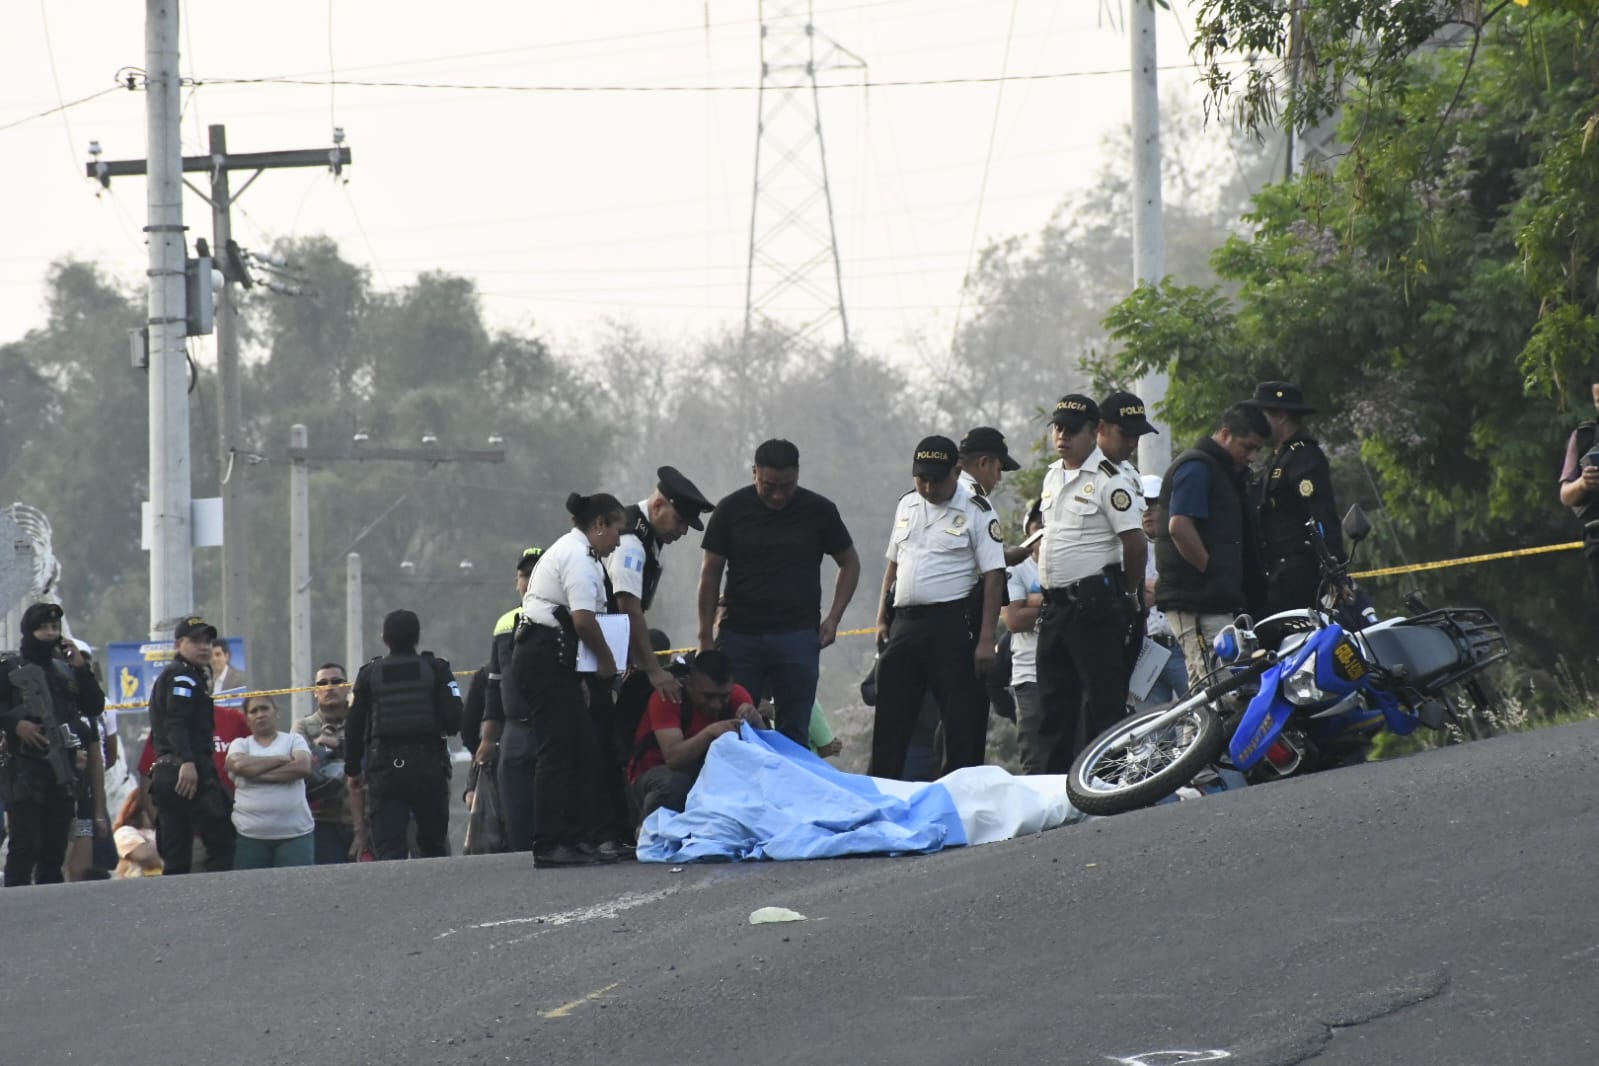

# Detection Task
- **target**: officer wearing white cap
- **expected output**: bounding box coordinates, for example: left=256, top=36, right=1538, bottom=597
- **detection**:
left=610, top=466, right=714, bottom=701
left=1035, top=396, right=1146, bottom=770
left=869, top=435, right=1006, bottom=779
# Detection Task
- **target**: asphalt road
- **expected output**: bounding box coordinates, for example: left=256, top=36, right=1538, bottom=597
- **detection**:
left=7, top=720, right=1599, bottom=1066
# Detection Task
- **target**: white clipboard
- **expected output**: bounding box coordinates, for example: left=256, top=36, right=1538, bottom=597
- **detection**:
left=1128, top=636, right=1168, bottom=702
left=576, top=613, right=632, bottom=673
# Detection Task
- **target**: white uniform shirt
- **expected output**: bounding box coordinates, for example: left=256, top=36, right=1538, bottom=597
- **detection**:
left=522, top=527, right=609, bottom=626
left=958, top=469, right=983, bottom=499
left=886, top=483, right=1006, bottom=607
left=1006, top=555, right=1042, bottom=685
left=607, top=499, right=652, bottom=600
left=1038, top=446, right=1144, bottom=587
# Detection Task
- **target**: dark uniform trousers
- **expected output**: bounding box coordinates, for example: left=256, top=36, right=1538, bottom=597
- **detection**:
left=496, top=717, right=538, bottom=853
left=513, top=630, right=613, bottom=852
left=365, top=741, right=450, bottom=860
left=1264, top=554, right=1322, bottom=616
left=1035, top=579, right=1131, bottom=772
left=150, top=768, right=236, bottom=876
left=2, top=762, right=74, bottom=886
left=868, top=601, right=988, bottom=781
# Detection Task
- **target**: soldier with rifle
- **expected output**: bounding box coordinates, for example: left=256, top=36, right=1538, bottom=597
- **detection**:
left=0, top=602, right=105, bottom=886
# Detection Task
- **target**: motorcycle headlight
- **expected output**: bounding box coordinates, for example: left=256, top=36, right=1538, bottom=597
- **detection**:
left=1284, top=652, right=1331, bottom=706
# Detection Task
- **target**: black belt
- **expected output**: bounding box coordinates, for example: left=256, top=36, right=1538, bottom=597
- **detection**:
left=894, top=600, right=967, bottom=619
left=1042, top=570, right=1121, bottom=605
left=1149, top=633, right=1177, bottom=650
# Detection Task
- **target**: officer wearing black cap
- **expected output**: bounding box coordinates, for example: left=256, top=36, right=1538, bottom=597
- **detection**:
left=958, top=426, right=1035, bottom=567
left=147, top=615, right=236, bottom=874
left=1034, top=396, right=1146, bottom=770
left=1248, top=381, right=1344, bottom=614
left=344, top=609, right=463, bottom=860
left=0, top=603, right=104, bottom=886
left=869, top=435, right=1006, bottom=779
left=611, top=466, right=714, bottom=701
left=1098, top=390, right=1157, bottom=677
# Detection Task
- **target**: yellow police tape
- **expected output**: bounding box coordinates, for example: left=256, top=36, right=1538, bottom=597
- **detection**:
left=104, top=543, right=1583, bottom=711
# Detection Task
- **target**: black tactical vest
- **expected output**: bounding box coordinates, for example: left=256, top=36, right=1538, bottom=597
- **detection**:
left=1152, top=438, right=1248, bottom=615
left=622, top=503, right=664, bottom=611
left=369, top=654, right=438, bottom=740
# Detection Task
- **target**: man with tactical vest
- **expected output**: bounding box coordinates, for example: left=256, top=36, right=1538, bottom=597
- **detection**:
left=147, top=615, right=236, bottom=875
left=1558, top=372, right=1599, bottom=600
left=1153, top=403, right=1271, bottom=688
left=1249, top=381, right=1345, bottom=615
left=0, top=603, right=105, bottom=886
left=344, top=609, right=464, bottom=861
left=476, top=547, right=542, bottom=853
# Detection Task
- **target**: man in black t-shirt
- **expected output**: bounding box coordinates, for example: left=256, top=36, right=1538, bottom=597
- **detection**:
left=696, top=439, right=860, bottom=746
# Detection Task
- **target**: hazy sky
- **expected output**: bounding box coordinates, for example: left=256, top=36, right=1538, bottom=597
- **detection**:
left=3, top=1, right=1249, bottom=359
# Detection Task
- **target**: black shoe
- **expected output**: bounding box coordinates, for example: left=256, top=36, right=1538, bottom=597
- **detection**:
left=575, top=841, right=621, bottom=864
left=596, top=839, right=636, bottom=862
left=534, top=844, right=603, bottom=868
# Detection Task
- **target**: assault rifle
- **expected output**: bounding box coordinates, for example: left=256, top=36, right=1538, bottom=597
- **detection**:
left=4, top=661, right=76, bottom=787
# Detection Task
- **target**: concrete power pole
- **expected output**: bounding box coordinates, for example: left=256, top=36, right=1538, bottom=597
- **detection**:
left=289, top=424, right=311, bottom=722
left=209, top=124, right=251, bottom=657
left=144, top=0, right=194, bottom=638
left=1130, top=0, right=1170, bottom=478
left=345, top=552, right=363, bottom=676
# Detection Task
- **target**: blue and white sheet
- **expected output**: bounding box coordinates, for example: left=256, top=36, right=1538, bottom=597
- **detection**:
left=637, top=724, right=1085, bottom=863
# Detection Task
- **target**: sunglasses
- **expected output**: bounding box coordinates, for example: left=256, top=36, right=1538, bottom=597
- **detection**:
left=315, top=677, right=348, bottom=687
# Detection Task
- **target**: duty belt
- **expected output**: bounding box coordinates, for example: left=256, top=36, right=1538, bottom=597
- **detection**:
left=893, top=600, right=967, bottom=619
left=1042, top=570, right=1121, bottom=606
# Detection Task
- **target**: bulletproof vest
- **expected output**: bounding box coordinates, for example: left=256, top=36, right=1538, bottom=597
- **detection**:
left=1573, top=422, right=1599, bottom=526
left=369, top=654, right=438, bottom=740
left=622, top=503, right=664, bottom=611
left=1152, top=439, right=1247, bottom=615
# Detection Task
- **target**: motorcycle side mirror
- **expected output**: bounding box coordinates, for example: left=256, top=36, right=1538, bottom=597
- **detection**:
left=1342, top=504, right=1372, bottom=544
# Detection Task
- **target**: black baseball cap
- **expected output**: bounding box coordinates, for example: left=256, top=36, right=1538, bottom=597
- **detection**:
left=1246, top=381, right=1316, bottom=413
left=959, top=426, right=1021, bottom=471
left=1051, top=394, right=1100, bottom=426
left=657, top=465, right=714, bottom=531
left=911, top=435, right=959, bottom=477
left=1100, top=391, right=1158, bottom=436
left=174, top=616, right=218, bottom=641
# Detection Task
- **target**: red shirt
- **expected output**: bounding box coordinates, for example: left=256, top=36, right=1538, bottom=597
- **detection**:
left=138, top=705, right=251, bottom=795
left=628, top=684, right=754, bottom=784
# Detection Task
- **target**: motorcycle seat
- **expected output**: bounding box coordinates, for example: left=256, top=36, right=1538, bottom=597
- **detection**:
left=1361, top=624, right=1460, bottom=689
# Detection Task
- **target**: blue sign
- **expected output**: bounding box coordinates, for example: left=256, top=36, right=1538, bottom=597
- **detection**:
left=107, top=637, right=247, bottom=710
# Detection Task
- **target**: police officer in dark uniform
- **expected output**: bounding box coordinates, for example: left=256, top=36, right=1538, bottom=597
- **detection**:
left=345, top=609, right=464, bottom=861
left=478, top=547, right=542, bottom=853
left=869, top=436, right=1006, bottom=780
left=0, top=602, right=105, bottom=886
left=1249, top=381, right=1344, bottom=615
left=147, top=615, right=236, bottom=875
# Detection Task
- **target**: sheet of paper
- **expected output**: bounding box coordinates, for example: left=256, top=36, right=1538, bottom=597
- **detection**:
left=576, top=613, right=632, bottom=673
left=1128, top=636, right=1167, bottom=702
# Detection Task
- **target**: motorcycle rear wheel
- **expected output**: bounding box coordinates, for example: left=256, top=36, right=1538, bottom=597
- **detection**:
left=1066, top=704, right=1226, bottom=816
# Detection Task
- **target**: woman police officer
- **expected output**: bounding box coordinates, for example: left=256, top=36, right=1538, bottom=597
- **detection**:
left=512, top=492, right=627, bottom=868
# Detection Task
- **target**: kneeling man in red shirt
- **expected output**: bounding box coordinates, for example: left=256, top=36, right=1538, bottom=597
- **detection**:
left=628, top=650, right=766, bottom=820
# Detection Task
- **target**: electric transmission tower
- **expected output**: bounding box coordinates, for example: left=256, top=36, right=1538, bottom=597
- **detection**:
left=743, top=0, right=863, bottom=352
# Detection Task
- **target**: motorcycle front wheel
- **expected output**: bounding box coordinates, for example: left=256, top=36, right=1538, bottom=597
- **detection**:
left=1066, top=704, right=1225, bottom=816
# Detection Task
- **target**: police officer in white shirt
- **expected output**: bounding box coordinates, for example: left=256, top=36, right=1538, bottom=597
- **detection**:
left=511, top=491, right=627, bottom=868
left=869, top=436, right=1006, bottom=780
left=1097, top=390, right=1159, bottom=678
left=1035, top=395, right=1146, bottom=771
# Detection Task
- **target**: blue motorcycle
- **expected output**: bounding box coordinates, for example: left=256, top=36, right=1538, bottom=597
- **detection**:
left=1066, top=508, right=1510, bottom=816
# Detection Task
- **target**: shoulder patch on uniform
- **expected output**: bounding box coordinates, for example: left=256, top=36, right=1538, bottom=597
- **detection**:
left=1110, top=488, right=1133, bottom=512
left=1098, top=459, right=1120, bottom=478
left=899, top=488, right=916, bottom=500
left=1298, top=478, right=1315, bottom=498
left=988, top=519, right=1003, bottom=542
left=971, top=493, right=992, bottom=512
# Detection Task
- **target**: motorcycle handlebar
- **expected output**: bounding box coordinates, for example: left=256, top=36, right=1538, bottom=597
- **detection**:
left=1203, top=650, right=1277, bottom=702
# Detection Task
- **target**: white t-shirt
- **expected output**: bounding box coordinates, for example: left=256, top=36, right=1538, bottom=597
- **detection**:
left=1143, top=543, right=1174, bottom=639
left=227, top=732, right=315, bottom=840
left=1006, top=556, right=1042, bottom=686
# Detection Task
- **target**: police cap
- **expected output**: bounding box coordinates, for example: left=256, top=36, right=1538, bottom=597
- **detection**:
left=1050, top=394, right=1100, bottom=426
left=911, top=435, right=959, bottom=478
left=174, top=615, right=218, bottom=641
left=1100, top=390, right=1158, bottom=436
left=958, top=426, right=1021, bottom=471
left=20, top=602, right=63, bottom=637
left=657, top=465, right=714, bottom=531
left=1246, top=380, right=1316, bottom=414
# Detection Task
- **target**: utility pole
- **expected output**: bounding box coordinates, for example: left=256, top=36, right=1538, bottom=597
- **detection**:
left=346, top=552, right=363, bottom=678
left=1130, top=0, right=1170, bottom=478
left=144, top=0, right=193, bottom=639
left=89, top=129, right=352, bottom=655
left=289, top=425, right=310, bottom=723
left=286, top=428, right=505, bottom=720
left=1285, top=1, right=1304, bottom=180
